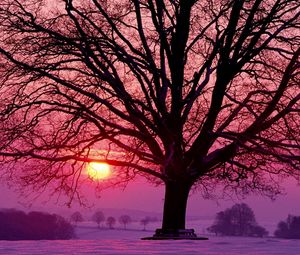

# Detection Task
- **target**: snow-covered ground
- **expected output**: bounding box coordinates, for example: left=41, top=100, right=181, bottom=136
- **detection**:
left=1, top=221, right=300, bottom=255
left=1, top=234, right=300, bottom=255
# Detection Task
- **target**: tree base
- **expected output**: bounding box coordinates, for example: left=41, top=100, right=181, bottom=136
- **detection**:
left=141, top=229, right=208, bottom=240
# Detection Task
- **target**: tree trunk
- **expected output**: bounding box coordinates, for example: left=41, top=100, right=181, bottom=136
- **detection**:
left=161, top=181, right=191, bottom=230
left=142, top=181, right=208, bottom=239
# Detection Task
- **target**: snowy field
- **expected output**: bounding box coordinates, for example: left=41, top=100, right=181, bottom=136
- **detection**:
left=1, top=222, right=300, bottom=255
left=1, top=234, right=300, bottom=255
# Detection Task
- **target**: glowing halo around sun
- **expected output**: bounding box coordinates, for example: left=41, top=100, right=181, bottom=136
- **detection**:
left=87, top=162, right=111, bottom=180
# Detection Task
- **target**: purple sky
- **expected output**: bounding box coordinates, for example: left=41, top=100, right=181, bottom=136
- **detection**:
left=1, top=177, right=300, bottom=225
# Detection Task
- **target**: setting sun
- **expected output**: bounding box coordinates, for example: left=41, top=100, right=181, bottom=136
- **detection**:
left=87, top=162, right=111, bottom=180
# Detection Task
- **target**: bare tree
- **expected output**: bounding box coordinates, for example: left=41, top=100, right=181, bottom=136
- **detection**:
left=70, top=211, right=83, bottom=226
left=106, top=216, right=116, bottom=229
left=119, top=215, right=132, bottom=230
left=0, top=0, right=299, bottom=238
left=140, top=216, right=150, bottom=231
left=92, top=210, right=105, bottom=228
left=141, top=216, right=157, bottom=230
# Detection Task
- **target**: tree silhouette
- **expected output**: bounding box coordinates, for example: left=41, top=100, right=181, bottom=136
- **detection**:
left=92, top=210, right=105, bottom=228
left=208, top=203, right=268, bottom=237
left=141, top=217, right=150, bottom=231
left=70, top=211, right=84, bottom=226
left=141, top=216, right=157, bottom=230
left=119, top=215, right=132, bottom=230
left=0, top=0, right=299, bottom=238
left=106, top=216, right=116, bottom=229
left=274, top=215, right=300, bottom=239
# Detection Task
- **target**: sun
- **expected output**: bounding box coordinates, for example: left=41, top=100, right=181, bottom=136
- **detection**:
left=87, top=162, right=111, bottom=180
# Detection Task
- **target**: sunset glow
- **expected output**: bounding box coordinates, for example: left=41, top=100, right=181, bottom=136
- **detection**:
left=87, top=162, right=111, bottom=180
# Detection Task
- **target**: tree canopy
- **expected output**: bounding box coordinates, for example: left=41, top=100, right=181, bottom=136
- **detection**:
left=0, top=209, right=75, bottom=240
left=92, top=210, right=105, bottom=228
left=70, top=211, right=84, bottom=225
left=274, top=215, right=300, bottom=239
left=119, top=214, right=132, bottom=229
left=106, top=216, right=116, bottom=229
left=208, top=203, right=268, bottom=237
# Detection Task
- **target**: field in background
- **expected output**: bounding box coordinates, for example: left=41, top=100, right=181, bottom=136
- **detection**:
left=0, top=210, right=295, bottom=255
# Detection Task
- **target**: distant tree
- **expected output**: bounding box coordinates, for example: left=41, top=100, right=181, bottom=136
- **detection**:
left=208, top=203, right=268, bottom=237
left=207, top=211, right=232, bottom=236
left=106, top=216, right=116, bottom=229
left=70, top=212, right=84, bottom=226
left=140, top=216, right=158, bottom=231
left=140, top=217, right=150, bottom=231
left=119, top=215, right=132, bottom=230
left=0, top=209, right=75, bottom=240
left=0, top=209, right=28, bottom=240
left=27, top=211, right=56, bottom=239
left=92, top=211, right=105, bottom=229
left=54, top=215, right=76, bottom=239
left=274, top=215, right=300, bottom=239
left=275, top=221, right=289, bottom=238
left=249, top=225, right=269, bottom=238
left=230, top=203, right=257, bottom=236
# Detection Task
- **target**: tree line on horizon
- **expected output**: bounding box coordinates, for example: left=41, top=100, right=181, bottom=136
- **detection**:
left=1, top=206, right=299, bottom=240
left=71, top=206, right=300, bottom=238
left=70, top=210, right=158, bottom=230
left=208, top=203, right=300, bottom=239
